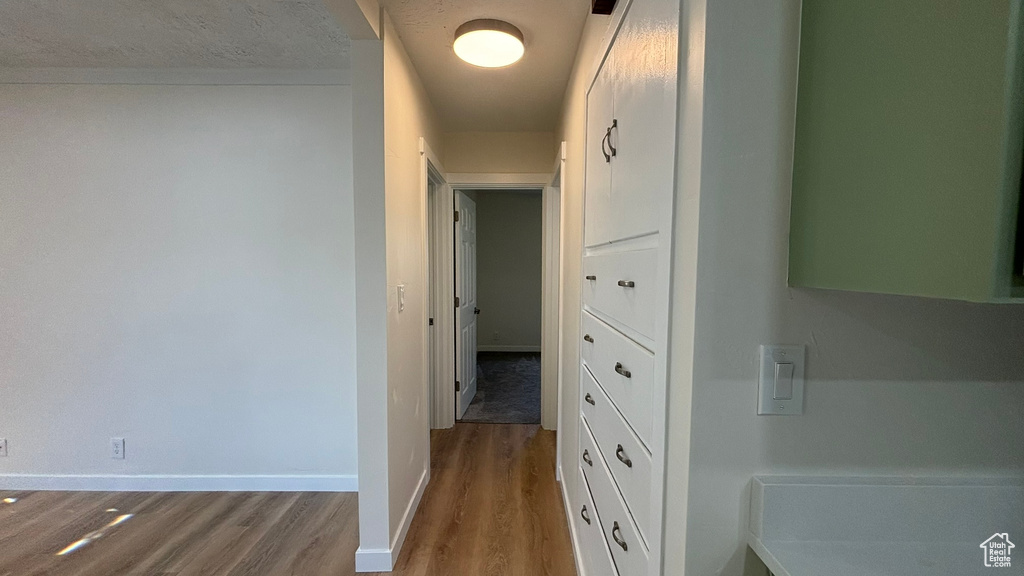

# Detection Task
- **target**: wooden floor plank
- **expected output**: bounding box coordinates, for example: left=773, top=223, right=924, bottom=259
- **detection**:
left=0, top=424, right=576, bottom=576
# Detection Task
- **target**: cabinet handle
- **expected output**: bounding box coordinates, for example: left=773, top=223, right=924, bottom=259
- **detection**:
left=581, top=505, right=592, bottom=525
left=617, top=280, right=635, bottom=288
left=612, top=521, right=628, bottom=551
left=615, top=362, right=632, bottom=378
left=607, top=119, right=618, bottom=157
left=583, top=334, right=594, bottom=343
left=615, top=444, right=633, bottom=468
left=585, top=393, right=595, bottom=406
left=582, top=449, right=593, bottom=466
left=601, top=130, right=612, bottom=163
left=585, top=275, right=597, bottom=281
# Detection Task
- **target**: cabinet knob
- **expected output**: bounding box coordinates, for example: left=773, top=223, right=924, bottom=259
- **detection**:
left=583, top=334, right=594, bottom=343
left=612, top=521, right=628, bottom=551
left=617, top=280, right=635, bottom=288
left=615, top=444, right=633, bottom=468
left=615, top=362, right=632, bottom=378
left=584, top=393, right=595, bottom=406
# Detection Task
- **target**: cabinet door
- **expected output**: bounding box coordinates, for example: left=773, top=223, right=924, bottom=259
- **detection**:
left=585, top=47, right=616, bottom=248
left=607, top=0, right=680, bottom=243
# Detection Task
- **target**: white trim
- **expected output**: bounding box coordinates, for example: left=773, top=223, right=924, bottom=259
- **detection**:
left=0, top=474, right=357, bottom=492
left=354, top=547, right=393, bottom=572
left=477, top=345, right=542, bottom=353
left=355, top=466, right=429, bottom=572
left=422, top=137, right=455, bottom=430
left=560, top=464, right=586, bottom=576
left=448, top=173, right=552, bottom=187
left=553, top=141, right=567, bottom=476
left=0, top=68, right=350, bottom=86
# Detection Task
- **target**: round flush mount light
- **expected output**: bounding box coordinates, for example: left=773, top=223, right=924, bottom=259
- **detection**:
left=454, top=19, right=525, bottom=68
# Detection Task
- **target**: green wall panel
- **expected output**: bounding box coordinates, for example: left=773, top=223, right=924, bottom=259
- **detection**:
left=789, top=0, right=1021, bottom=301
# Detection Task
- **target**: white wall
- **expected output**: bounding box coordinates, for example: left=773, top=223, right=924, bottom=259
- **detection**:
left=474, top=191, right=543, bottom=351
left=0, top=83, right=358, bottom=489
left=443, top=132, right=556, bottom=174
left=666, top=1, right=1024, bottom=574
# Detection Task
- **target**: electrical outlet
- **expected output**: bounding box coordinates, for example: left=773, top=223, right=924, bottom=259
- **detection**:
left=0, top=438, right=7, bottom=457
left=110, top=438, right=125, bottom=460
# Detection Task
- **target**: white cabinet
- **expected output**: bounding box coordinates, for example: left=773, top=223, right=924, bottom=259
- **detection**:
left=568, top=1, right=679, bottom=575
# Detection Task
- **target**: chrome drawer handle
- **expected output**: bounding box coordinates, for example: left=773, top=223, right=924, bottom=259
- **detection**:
left=614, top=362, right=631, bottom=378
left=581, top=505, right=592, bottom=525
left=585, top=275, right=597, bottom=281
left=617, top=280, right=635, bottom=288
left=612, top=521, right=628, bottom=551
left=582, top=449, right=593, bottom=467
left=583, top=334, right=594, bottom=343
left=584, top=393, right=595, bottom=406
left=615, top=444, right=632, bottom=468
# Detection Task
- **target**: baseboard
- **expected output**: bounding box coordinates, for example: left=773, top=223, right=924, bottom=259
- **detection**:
left=355, top=465, right=429, bottom=573
left=477, top=345, right=542, bottom=353
left=559, top=464, right=586, bottom=576
left=0, top=474, right=357, bottom=492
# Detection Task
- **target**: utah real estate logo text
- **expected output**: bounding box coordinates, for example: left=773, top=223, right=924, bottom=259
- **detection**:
left=981, top=533, right=1014, bottom=568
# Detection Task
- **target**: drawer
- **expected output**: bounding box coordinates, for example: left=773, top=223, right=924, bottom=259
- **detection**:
left=581, top=414, right=650, bottom=576
left=581, top=365, right=653, bottom=546
left=582, top=248, right=657, bottom=341
left=581, top=311, right=655, bottom=448
left=577, top=465, right=619, bottom=576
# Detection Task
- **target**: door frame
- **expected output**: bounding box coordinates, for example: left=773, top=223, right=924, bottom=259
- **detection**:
left=421, top=138, right=455, bottom=430
left=550, top=143, right=566, bottom=477
left=432, top=171, right=558, bottom=430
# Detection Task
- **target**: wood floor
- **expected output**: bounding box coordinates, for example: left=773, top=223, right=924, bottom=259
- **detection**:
left=0, top=424, right=576, bottom=576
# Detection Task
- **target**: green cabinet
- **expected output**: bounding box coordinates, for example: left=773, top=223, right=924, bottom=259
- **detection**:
left=788, top=0, right=1024, bottom=302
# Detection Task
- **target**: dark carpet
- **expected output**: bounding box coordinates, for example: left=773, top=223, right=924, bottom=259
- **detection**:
left=461, top=352, right=541, bottom=424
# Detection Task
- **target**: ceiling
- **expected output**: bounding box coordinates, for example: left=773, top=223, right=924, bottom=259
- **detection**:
left=0, top=0, right=350, bottom=69
left=382, top=0, right=590, bottom=132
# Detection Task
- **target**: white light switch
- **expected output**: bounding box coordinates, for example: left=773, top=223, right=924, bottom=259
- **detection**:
left=758, top=345, right=805, bottom=415
left=773, top=362, right=794, bottom=399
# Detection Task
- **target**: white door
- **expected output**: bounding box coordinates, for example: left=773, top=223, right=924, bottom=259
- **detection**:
left=454, top=192, right=478, bottom=419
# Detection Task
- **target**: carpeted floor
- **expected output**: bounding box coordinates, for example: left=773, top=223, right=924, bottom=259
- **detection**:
left=461, top=352, right=541, bottom=424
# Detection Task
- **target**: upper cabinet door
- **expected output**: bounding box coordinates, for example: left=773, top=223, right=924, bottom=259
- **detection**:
left=606, top=0, right=680, bottom=244
left=789, top=0, right=1024, bottom=302
left=585, top=47, right=616, bottom=248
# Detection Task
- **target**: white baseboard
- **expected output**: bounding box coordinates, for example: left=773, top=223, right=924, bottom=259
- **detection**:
left=559, top=464, right=585, bottom=576
left=0, top=474, right=357, bottom=492
left=355, top=465, right=430, bottom=573
left=477, top=345, right=542, bottom=353
left=354, top=547, right=393, bottom=572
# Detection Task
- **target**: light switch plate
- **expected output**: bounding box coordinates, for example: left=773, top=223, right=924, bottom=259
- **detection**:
left=758, top=345, right=805, bottom=415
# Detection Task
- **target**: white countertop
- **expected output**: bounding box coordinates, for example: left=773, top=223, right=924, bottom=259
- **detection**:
left=747, top=476, right=1024, bottom=576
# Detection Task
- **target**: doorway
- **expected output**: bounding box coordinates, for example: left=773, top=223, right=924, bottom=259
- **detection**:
left=457, top=189, right=543, bottom=424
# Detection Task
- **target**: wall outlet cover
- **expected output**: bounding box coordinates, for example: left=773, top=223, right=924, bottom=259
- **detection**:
left=111, top=437, right=125, bottom=459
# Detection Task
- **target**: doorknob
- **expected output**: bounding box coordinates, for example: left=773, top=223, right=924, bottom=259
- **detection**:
left=474, top=307, right=480, bottom=315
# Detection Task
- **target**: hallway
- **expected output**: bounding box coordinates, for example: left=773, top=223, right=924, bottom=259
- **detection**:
left=0, top=425, right=574, bottom=576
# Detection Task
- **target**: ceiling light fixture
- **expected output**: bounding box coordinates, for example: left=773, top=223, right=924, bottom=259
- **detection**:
left=453, top=19, right=524, bottom=68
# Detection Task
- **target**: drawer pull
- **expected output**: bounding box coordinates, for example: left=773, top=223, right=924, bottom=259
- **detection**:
left=601, top=129, right=612, bottom=163
left=582, top=449, right=593, bottom=467
left=585, top=275, right=597, bottom=281
left=583, top=334, right=594, bottom=343
left=615, top=444, right=633, bottom=468
left=584, top=393, right=595, bottom=406
left=612, top=521, right=628, bottom=551
left=614, top=362, right=632, bottom=378
left=581, top=505, right=592, bottom=525
left=617, top=280, right=635, bottom=288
